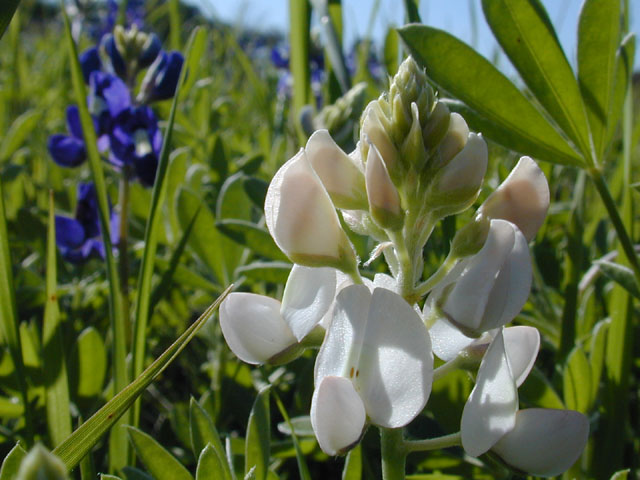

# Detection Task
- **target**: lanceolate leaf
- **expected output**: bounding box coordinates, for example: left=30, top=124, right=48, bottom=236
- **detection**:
left=189, top=398, right=231, bottom=480
left=595, top=259, right=640, bottom=299
left=0, top=444, right=27, bottom=480
left=52, top=289, right=231, bottom=470
left=397, top=25, right=582, bottom=166
left=607, top=34, right=636, bottom=155
left=126, top=426, right=193, bottom=480
left=196, top=444, right=230, bottom=480
left=216, top=220, right=289, bottom=262
left=482, top=0, right=592, bottom=161
left=563, top=346, right=593, bottom=413
left=577, top=0, right=621, bottom=161
left=245, top=386, right=271, bottom=480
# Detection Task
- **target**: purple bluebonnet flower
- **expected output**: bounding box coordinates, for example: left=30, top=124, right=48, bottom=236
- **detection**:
left=55, top=182, right=119, bottom=263
left=48, top=106, right=87, bottom=168
left=88, top=71, right=131, bottom=138
left=138, top=51, right=184, bottom=104
left=101, top=33, right=128, bottom=79
left=271, top=46, right=289, bottom=69
left=109, top=106, right=162, bottom=186
left=79, top=47, right=103, bottom=84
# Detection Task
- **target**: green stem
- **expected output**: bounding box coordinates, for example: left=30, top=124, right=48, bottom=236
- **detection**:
left=587, top=167, right=640, bottom=286
left=415, top=253, right=457, bottom=298
left=405, top=432, right=461, bottom=453
left=433, top=356, right=464, bottom=381
left=380, top=427, right=406, bottom=480
left=118, top=171, right=131, bottom=346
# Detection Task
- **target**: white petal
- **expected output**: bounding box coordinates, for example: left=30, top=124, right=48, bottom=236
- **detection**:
left=443, top=219, right=516, bottom=332
left=355, top=288, right=433, bottom=428
left=503, top=326, right=540, bottom=387
left=461, top=330, right=518, bottom=457
left=479, top=156, right=550, bottom=241
left=436, top=133, right=488, bottom=193
left=281, top=265, right=337, bottom=341
left=310, top=376, right=366, bottom=455
left=264, top=149, right=351, bottom=264
left=372, top=273, right=397, bottom=293
left=429, top=318, right=476, bottom=361
left=479, top=224, right=532, bottom=330
left=492, top=409, right=589, bottom=477
left=438, top=112, right=469, bottom=164
left=315, top=284, right=372, bottom=383
left=306, top=130, right=366, bottom=210
left=219, top=293, right=296, bottom=365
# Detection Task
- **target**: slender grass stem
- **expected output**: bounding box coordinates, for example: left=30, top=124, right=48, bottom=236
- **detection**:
left=118, top=171, right=131, bottom=346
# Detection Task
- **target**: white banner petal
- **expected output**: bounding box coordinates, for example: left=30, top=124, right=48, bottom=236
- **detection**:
left=503, top=326, right=540, bottom=386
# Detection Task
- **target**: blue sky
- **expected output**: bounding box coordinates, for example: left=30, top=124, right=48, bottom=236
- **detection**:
left=184, top=0, right=640, bottom=70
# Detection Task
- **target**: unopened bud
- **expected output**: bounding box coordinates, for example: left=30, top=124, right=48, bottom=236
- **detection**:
left=437, top=113, right=469, bottom=167
left=422, top=101, right=450, bottom=151
left=365, top=141, right=404, bottom=230
left=450, top=215, right=491, bottom=258
left=361, top=102, right=398, bottom=174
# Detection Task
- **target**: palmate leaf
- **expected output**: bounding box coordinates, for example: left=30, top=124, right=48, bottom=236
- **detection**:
left=397, top=25, right=583, bottom=166
left=52, top=288, right=231, bottom=470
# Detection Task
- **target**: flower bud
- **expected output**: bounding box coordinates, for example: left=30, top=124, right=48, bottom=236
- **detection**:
left=426, top=133, right=488, bottom=219
left=313, top=82, right=367, bottom=145
left=365, top=141, right=404, bottom=230
left=361, top=101, right=398, bottom=173
left=449, top=215, right=491, bottom=258
left=492, top=409, right=589, bottom=477
left=400, top=102, right=428, bottom=171
left=432, top=219, right=532, bottom=337
left=305, top=130, right=367, bottom=210
left=17, top=445, right=68, bottom=480
left=265, top=150, right=357, bottom=272
left=436, top=113, right=469, bottom=167
left=422, top=101, right=450, bottom=151
left=138, top=51, right=184, bottom=104
left=478, top=156, right=549, bottom=241
left=388, top=56, right=434, bottom=138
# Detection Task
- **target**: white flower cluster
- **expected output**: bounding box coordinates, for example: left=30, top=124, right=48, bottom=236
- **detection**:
left=219, top=56, right=588, bottom=477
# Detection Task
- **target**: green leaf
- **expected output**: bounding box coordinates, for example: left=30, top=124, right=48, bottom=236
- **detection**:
left=443, top=99, right=581, bottom=166
left=589, top=319, right=609, bottom=401
left=610, top=470, right=630, bottom=480
left=216, top=220, right=288, bottom=262
left=43, top=193, right=72, bottom=446
left=189, top=398, right=231, bottom=480
left=100, top=475, right=122, bottom=480
left=52, top=289, right=231, bottom=471
left=121, top=466, right=154, bottom=480
left=126, top=426, right=193, bottom=480
left=242, top=177, right=269, bottom=209
left=342, top=444, right=362, bottom=480
left=563, top=346, right=593, bottom=413
left=182, top=27, right=208, bottom=95
left=0, top=0, right=19, bottom=40
left=235, top=262, right=292, bottom=284
left=276, top=416, right=314, bottom=437
left=69, top=327, right=107, bottom=400
left=481, top=0, right=592, bottom=160
left=0, top=110, right=40, bottom=162
left=397, top=25, right=582, bottom=166
left=607, top=34, right=636, bottom=155
left=577, top=0, right=621, bottom=161
left=176, top=187, right=229, bottom=285
left=217, top=173, right=252, bottom=221
left=149, top=207, right=201, bottom=312
left=195, top=444, right=231, bottom=480
left=403, top=0, right=421, bottom=23
left=383, top=28, right=399, bottom=77
left=273, top=392, right=310, bottom=480
left=518, top=367, right=565, bottom=409
left=245, top=386, right=270, bottom=480
left=0, top=443, right=27, bottom=480
left=595, top=259, right=640, bottom=299
left=0, top=397, right=23, bottom=417
left=0, top=170, right=31, bottom=442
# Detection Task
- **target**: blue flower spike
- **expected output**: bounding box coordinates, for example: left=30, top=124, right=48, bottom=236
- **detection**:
left=138, top=51, right=184, bottom=103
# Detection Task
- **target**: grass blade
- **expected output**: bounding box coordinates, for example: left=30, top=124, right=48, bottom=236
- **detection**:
left=60, top=4, right=129, bottom=469
left=273, top=391, right=311, bottom=480
left=43, top=191, right=72, bottom=446
left=0, top=0, right=19, bottom=40
left=289, top=0, right=311, bottom=138
left=0, top=176, right=32, bottom=444
left=245, top=386, right=270, bottom=480
left=52, top=286, right=232, bottom=471
left=131, top=27, right=203, bottom=431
